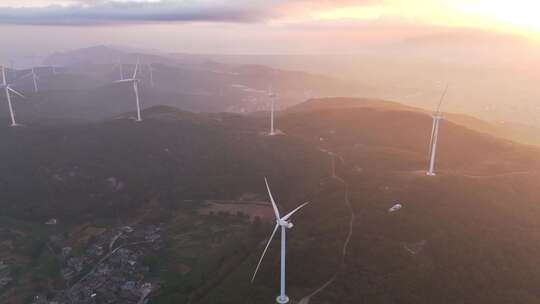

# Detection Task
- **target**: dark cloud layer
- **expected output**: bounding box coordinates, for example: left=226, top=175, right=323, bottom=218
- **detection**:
left=0, top=0, right=382, bottom=26
left=0, top=1, right=272, bottom=25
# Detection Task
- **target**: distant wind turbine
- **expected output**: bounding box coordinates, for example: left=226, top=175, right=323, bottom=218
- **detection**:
left=426, top=84, right=448, bottom=176
left=114, top=60, right=142, bottom=122
left=268, top=87, right=277, bottom=136
left=326, top=151, right=344, bottom=179
left=331, top=152, right=337, bottom=178
left=19, top=68, right=39, bottom=93
left=9, top=61, right=16, bottom=78
left=252, top=178, right=309, bottom=304
left=1, top=66, right=25, bottom=127
left=31, top=68, right=39, bottom=93
left=147, top=63, right=155, bottom=87
left=118, top=63, right=124, bottom=81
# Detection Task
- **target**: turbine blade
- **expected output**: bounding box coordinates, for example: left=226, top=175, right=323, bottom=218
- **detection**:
left=18, top=72, right=33, bottom=81
left=435, top=84, right=449, bottom=114
left=1, top=66, right=6, bottom=86
left=133, top=59, right=139, bottom=79
left=251, top=223, right=279, bottom=283
left=264, top=178, right=281, bottom=219
left=114, top=79, right=135, bottom=83
left=281, top=202, right=309, bottom=221
left=8, top=87, right=25, bottom=99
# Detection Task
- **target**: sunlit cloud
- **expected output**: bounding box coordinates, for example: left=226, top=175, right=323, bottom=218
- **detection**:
left=1, top=0, right=540, bottom=42
left=312, top=6, right=384, bottom=21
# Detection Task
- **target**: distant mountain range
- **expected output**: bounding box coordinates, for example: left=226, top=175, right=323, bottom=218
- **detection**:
left=0, top=46, right=364, bottom=126
left=2, top=45, right=539, bottom=148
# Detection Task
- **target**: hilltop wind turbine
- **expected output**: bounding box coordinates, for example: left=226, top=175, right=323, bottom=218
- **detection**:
left=330, top=152, right=337, bottom=178
left=268, top=87, right=277, bottom=136
left=118, top=63, right=124, bottom=81
left=326, top=151, right=344, bottom=179
left=19, top=68, right=39, bottom=93
left=114, top=60, right=142, bottom=122
left=31, top=68, right=39, bottom=93
left=426, top=84, right=448, bottom=176
left=1, top=66, right=25, bottom=127
left=147, top=63, right=155, bottom=87
left=252, top=178, right=309, bottom=304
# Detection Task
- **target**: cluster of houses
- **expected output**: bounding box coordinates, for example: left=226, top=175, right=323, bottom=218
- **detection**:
left=33, top=224, right=164, bottom=304
left=0, top=260, right=12, bottom=290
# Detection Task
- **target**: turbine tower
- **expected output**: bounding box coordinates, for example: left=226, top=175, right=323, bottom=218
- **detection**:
left=252, top=178, right=309, bottom=304
left=147, top=63, right=155, bottom=87
left=1, top=66, right=25, bottom=127
left=114, top=60, right=142, bottom=122
left=427, top=84, right=448, bottom=176
left=268, top=87, right=276, bottom=136
left=119, top=63, right=124, bottom=81
left=31, top=68, right=39, bottom=93
left=330, top=152, right=336, bottom=178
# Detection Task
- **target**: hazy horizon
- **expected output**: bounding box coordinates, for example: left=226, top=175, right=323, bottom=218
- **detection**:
left=2, top=0, right=540, bottom=59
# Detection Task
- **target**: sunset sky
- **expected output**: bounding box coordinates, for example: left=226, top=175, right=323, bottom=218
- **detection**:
left=1, top=0, right=540, bottom=58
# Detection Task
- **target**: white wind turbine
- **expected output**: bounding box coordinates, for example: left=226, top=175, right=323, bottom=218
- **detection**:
left=330, top=152, right=337, bottom=178
left=426, top=84, right=448, bottom=176
left=147, top=63, right=155, bottom=87
left=19, top=68, right=39, bottom=93
left=31, top=68, right=39, bottom=93
left=1, top=66, right=25, bottom=127
left=118, top=63, right=124, bottom=81
left=252, top=178, right=309, bottom=304
left=268, top=87, right=277, bottom=136
left=325, top=151, right=345, bottom=179
left=114, top=60, right=142, bottom=122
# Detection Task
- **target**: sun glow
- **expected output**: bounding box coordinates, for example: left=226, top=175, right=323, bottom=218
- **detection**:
left=308, top=0, right=540, bottom=39
left=454, top=0, right=540, bottom=33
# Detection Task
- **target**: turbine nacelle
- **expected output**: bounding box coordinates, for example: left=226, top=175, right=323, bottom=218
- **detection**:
left=278, top=219, right=293, bottom=229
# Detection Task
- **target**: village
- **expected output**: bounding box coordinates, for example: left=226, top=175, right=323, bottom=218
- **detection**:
left=31, top=223, right=164, bottom=304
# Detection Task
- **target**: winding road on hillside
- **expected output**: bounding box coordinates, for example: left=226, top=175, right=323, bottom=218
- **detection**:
left=298, top=154, right=356, bottom=304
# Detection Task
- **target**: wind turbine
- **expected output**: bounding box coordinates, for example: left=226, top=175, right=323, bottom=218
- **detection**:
left=31, top=68, right=39, bottom=93
left=326, top=151, right=344, bottom=179
left=147, top=63, right=155, bottom=87
left=426, top=84, right=448, bottom=176
left=268, top=87, right=277, bottom=136
left=119, top=63, right=124, bottom=81
left=1, top=66, right=25, bottom=127
left=9, top=61, right=16, bottom=78
left=114, top=60, right=142, bottom=122
left=19, top=68, right=39, bottom=93
left=252, top=178, right=309, bottom=304
left=330, top=152, right=337, bottom=178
